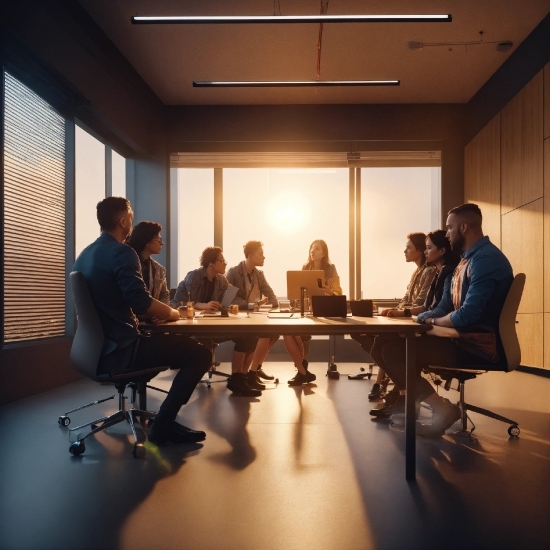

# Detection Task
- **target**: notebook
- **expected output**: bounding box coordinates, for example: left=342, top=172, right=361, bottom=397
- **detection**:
left=311, top=295, right=347, bottom=318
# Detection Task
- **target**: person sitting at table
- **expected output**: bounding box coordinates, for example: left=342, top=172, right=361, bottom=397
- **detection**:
left=284, top=239, right=342, bottom=385
left=74, top=197, right=211, bottom=445
left=126, top=221, right=170, bottom=313
left=366, top=229, right=459, bottom=419
left=351, top=232, right=436, bottom=404
left=379, top=203, right=513, bottom=438
left=226, top=240, right=279, bottom=391
left=170, top=246, right=260, bottom=397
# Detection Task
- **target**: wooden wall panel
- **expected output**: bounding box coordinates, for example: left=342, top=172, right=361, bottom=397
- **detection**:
left=521, top=71, right=544, bottom=204
left=544, top=62, right=550, bottom=140
left=501, top=199, right=544, bottom=314
left=464, top=113, right=501, bottom=247
left=545, top=138, right=550, bottom=313
left=501, top=71, right=544, bottom=213
left=544, top=314, right=550, bottom=369
left=516, top=313, right=544, bottom=368
left=501, top=93, right=523, bottom=214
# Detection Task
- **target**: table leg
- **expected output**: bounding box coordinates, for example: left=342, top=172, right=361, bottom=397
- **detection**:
left=405, top=332, right=416, bottom=481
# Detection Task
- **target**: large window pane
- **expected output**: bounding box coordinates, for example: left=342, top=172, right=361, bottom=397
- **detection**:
left=176, top=168, right=214, bottom=285
left=75, top=125, right=105, bottom=256
left=223, top=168, right=349, bottom=298
left=111, top=149, right=126, bottom=197
left=360, top=167, right=441, bottom=299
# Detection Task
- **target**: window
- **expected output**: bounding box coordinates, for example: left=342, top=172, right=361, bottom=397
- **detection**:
left=360, top=167, right=441, bottom=298
left=111, top=149, right=126, bottom=197
left=171, top=165, right=441, bottom=301
left=3, top=73, right=66, bottom=343
left=174, top=169, right=214, bottom=285
left=223, top=168, right=349, bottom=297
left=74, top=125, right=105, bottom=256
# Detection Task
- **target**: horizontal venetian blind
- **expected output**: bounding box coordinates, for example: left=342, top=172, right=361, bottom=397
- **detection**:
left=3, top=72, right=66, bottom=343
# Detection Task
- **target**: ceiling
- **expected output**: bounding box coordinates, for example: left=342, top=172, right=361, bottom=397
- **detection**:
left=78, top=0, right=550, bottom=106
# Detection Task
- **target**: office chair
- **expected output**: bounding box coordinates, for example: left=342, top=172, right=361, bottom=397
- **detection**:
left=428, top=273, right=525, bottom=438
left=60, top=272, right=169, bottom=458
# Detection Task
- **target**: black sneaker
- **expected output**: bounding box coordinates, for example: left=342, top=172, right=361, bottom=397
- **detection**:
left=288, top=371, right=316, bottom=386
left=257, top=366, right=274, bottom=380
left=369, top=394, right=406, bottom=417
left=248, top=371, right=266, bottom=390
left=149, top=419, right=206, bottom=445
left=227, top=374, right=262, bottom=396
left=368, top=383, right=382, bottom=401
left=170, top=421, right=206, bottom=441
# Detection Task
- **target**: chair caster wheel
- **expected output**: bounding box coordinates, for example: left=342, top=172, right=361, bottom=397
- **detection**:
left=360, top=367, right=365, bottom=372
left=367, top=373, right=372, bottom=380
left=69, top=440, right=85, bottom=456
left=327, top=370, right=340, bottom=379
left=508, top=425, right=520, bottom=437
left=133, top=443, right=146, bottom=458
left=274, top=378, right=279, bottom=384
left=58, top=415, right=70, bottom=427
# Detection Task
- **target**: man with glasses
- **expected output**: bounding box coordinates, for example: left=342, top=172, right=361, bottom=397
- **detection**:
left=73, top=197, right=211, bottom=446
left=171, top=246, right=260, bottom=396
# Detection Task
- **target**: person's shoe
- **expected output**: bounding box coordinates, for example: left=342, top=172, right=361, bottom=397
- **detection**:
left=247, top=370, right=266, bottom=390
left=288, top=370, right=316, bottom=386
left=256, top=365, right=274, bottom=380
left=170, top=421, right=206, bottom=441
left=369, top=394, right=406, bottom=417
left=416, top=398, right=461, bottom=438
left=382, top=386, right=400, bottom=407
left=368, top=383, right=382, bottom=401
left=227, top=374, right=262, bottom=396
left=148, top=419, right=206, bottom=445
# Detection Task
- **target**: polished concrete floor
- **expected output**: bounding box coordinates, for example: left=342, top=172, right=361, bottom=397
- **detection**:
left=0, top=362, right=549, bottom=550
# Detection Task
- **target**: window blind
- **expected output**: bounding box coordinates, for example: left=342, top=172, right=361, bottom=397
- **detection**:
left=3, top=72, right=66, bottom=343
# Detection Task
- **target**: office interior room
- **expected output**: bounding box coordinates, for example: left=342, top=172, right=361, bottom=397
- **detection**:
left=1, top=1, right=550, bottom=549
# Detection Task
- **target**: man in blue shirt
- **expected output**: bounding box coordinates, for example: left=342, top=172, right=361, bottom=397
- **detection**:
left=73, top=197, right=211, bottom=445
left=380, top=203, right=513, bottom=438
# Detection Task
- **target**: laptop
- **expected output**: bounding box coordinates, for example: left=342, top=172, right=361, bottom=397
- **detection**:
left=311, top=295, right=347, bottom=318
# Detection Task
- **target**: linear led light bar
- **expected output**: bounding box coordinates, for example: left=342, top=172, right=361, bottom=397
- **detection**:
left=193, top=80, right=400, bottom=88
left=132, top=14, right=452, bottom=25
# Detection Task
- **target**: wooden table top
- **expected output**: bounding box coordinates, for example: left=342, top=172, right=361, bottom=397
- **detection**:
left=145, top=312, right=431, bottom=337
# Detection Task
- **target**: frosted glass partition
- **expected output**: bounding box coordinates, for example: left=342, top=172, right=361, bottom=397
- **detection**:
left=75, top=125, right=105, bottom=256
left=111, top=149, right=126, bottom=197
left=176, top=168, right=214, bottom=285
left=360, top=167, right=441, bottom=299
left=223, top=168, right=349, bottom=298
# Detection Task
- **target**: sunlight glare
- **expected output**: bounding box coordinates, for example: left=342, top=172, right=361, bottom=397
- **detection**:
left=266, top=191, right=310, bottom=233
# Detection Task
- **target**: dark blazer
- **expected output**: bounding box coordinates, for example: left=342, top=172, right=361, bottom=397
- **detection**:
left=423, top=263, right=456, bottom=311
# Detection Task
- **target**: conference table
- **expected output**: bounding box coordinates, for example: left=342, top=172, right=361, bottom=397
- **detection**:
left=148, top=311, right=431, bottom=481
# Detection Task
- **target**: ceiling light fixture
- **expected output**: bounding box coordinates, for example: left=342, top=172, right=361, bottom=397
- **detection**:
left=132, top=14, right=452, bottom=25
left=193, top=80, right=400, bottom=88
